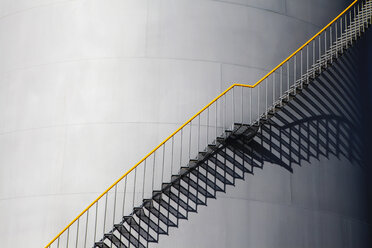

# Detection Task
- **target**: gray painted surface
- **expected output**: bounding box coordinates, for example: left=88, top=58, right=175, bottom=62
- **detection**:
left=1, top=0, right=368, bottom=247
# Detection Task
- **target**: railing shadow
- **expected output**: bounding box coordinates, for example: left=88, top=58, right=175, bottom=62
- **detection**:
left=224, top=45, right=365, bottom=175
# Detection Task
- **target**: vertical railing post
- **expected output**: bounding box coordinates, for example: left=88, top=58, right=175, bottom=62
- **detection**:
left=318, top=35, right=321, bottom=72
left=84, top=210, right=88, bottom=248
left=66, top=227, right=69, bottom=248
left=94, top=202, right=98, bottom=243
left=162, top=145, right=165, bottom=186
left=241, top=86, right=244, bottom=124
left=75, top=219, right=79, bottom=248
left=280, top=66, right=283, bottom=105
left=232, top=86, right=235, bottom=127
left=257, top=84, right=260, bottom=124
left=272, top=72, right=275, bottom=107
left=215, top=101, right=218, bottom=138
left=287, top=61, right=289, bottom=101
left=112, top=184, right=117, bottom=228
left=206, top=108, right=209, bottom=145
left=197, top=115, right=200, bottom=154
left=323, top=30, right=326, bottom=63
left=265, top=78, right=268, bottom=118
left=330, top=26, right=333, bottom=63
left=336, top=18, right=339, bottom=52
left=312, top=40, right=315, bottom=77
left=294, top=54, right=297, bottom=88
left=142, top=160, right=147, bottom=201
left=103, top=193, right=108, bottom=237
left=223, top=94, right=226, bottom=131
left=188, top=122, right=192, bottom=160
left=250, top=89, right=252, bottom=124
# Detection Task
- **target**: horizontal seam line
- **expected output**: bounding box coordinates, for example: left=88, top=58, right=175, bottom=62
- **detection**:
left=0, top=121, right=224, bottom=136
left=0, top=56, right=273, bottom=77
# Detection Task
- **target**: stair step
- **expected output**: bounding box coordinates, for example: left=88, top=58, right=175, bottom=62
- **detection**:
left=143, top=200, right=177, bottom=227
left=180, top=175, right=215, bottom=198
left=189, top=168, right=224, bottom=193
left=179, top=166, right=191, bottom=176
left=153, top=195, right=187, bottom=219
left=95, top=241, right=111, bottom=248
left=188, top=159, right=199, bottom=168
left=162, top=187, right=201, bottom=210
left=200, top=162, right=233, bottom=186
left=171, top=181, right=205, bottom=205
left=208, top=156, right=242, bottom=179
left=217, top=149, right=249, bottom=173
left=104, top=233, right=128, bottom=248
left=114, top=224, right=146, bottom=248
left=134, top=208, right=167, bottom=235
left=125, top=217, right=157, bottom=242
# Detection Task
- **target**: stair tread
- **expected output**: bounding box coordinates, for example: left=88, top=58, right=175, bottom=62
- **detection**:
left=135, top=208, right=167, bottom=235
left=114, top=224, right=146, bottom=248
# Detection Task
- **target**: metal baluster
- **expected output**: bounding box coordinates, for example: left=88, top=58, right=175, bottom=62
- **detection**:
left=152, top=152, right=156, bottom=195
left=335, top=20, right=338, bottom=57
left=206, top=108, right=209, bottom=145
left=358, top=4, right=361, bottom=36
left=318, top=35, right=321, bottom=72
left=265, top=78, right=268, bottom=118
left=170, top=137, right=174, bottom=175
left=294, top=54, right=296, bottom=88
left=306, top=44, right=309, bottom=81
left=324, top=28, right=327, bottom=62
left=358, top=3, right=361, bottom=35
left=330, top=26, right=333, bottom=63
left=258, top=84, right=260, bottom=124
left=232, top=87, right=235, bottom=127
left=341, top=17, right=343, bottom=53
left=349, top=10, right=352, bottom=45
left=345, top=15, right=348, bottom=49
left=273, top=72, right=275, bottom=106
left=280, top=66, right=283, bottom=104
left=300, top=50, right=303, bottom=88
left=250, top=89, right=252, bottom=124
left=189, top=122, right=192, bottom=160
left=215, top=101, right=217, bottom=138
left=198, top=115, right=200, bottom=154
left=287, top=61, right=289, bottom=100
left=94, top=202, right=98, bottom=243
left=161, top=145, right=165, bottom=183
left=122, top=177, right=127, bottom=217
left=313, top=40, right=315, bottom=77
left=66, top=227, right=69, bottom=248
left=241, top=86, right=243, bottom=124
left=75, top=219, right=79, bottom=248
left=57, top=237, right=60, bottom=248
left=112, top=184, right=117, bottom=229
left=142, top=160, right=146, bottom=201
left=224, top=94, right=226, bottom=130
left=180, top=129, right=183, bottom=168
left=354, top=5, right=357, bottom=41
left=103, top=193, right=108, bottom=236
left=84, top=210, right=88, bottom=248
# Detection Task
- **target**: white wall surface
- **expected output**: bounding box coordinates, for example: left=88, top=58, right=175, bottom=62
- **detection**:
left=0, top=0, right=356, bottom=247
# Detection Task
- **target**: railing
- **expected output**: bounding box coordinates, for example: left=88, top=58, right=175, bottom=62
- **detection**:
left=45, top=0, right=371, bottom=247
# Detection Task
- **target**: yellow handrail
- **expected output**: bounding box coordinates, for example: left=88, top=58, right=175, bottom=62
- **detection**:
left=44, top=0, right=359, bottom=247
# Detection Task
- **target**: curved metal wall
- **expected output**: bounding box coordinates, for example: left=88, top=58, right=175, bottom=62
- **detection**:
left=0, top=0, right=361, bottom=247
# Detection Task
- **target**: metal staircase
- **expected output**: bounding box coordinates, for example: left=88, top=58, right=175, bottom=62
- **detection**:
left=45, top=0, right=372, bottom=247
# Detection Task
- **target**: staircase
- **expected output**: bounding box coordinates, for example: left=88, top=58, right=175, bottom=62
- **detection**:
left=45, top=1, right=372, bottom=247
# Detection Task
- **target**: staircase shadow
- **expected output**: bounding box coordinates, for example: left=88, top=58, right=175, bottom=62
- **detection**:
left=96, top=27, right=366, bottom=248
left=145, top=45, right=366, bottom=247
